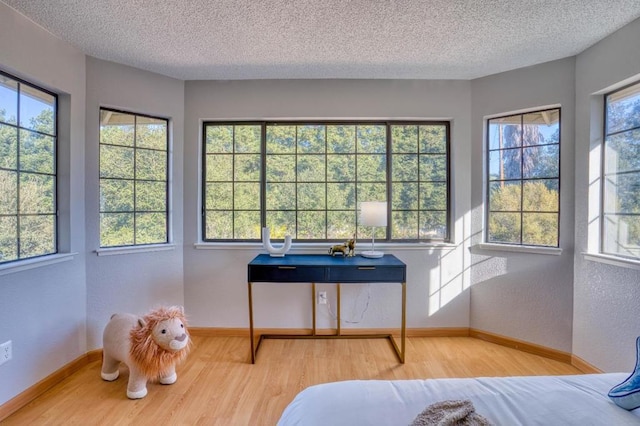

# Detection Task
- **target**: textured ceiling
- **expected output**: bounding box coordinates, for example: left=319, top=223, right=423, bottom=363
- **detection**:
left=4, top=0, right=640, bottom=81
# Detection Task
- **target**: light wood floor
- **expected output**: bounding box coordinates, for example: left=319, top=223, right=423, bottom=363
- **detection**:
left=3, top=336, right=583, bottom=425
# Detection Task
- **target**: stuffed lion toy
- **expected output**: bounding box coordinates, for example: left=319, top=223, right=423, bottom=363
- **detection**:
left=101, top=306, right=191, bottom=399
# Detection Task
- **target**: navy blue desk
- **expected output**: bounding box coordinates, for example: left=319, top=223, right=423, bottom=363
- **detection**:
left=247, top=254, right=406, bottom=363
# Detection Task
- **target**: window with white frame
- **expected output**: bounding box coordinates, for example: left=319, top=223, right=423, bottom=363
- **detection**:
left=99, top=108, right=169, bottom=247
left=486, top=108, right=560, bottom=247
left=603, top=82, right=640, bottom=259
left=0, top=71, right=57, bottom=264
left=202, top=121, right=450, bottom=242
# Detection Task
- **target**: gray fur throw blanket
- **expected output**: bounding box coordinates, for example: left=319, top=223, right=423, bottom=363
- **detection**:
left=409, top=399, right=493, bottom=426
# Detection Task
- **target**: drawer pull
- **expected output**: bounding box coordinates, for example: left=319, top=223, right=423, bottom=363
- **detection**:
left=358, top=267, right=376, bottom=270
left=278, top=266, right=296, bottom=270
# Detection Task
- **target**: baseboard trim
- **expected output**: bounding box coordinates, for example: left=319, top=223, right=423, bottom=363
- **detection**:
left=0, top=352, right=94, bottom=422
left=189, top=327, right=470, bottom=338
left=86, top=348, right=103, bottom=363
left=407, top=327, right=470, bottom=337
left=571, top=354, right=603, bottom=374
left=469, top=328, right=572, bottom=364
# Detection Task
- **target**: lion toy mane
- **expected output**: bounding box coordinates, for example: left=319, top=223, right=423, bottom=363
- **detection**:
left=101, top=306, right=191, bottom=399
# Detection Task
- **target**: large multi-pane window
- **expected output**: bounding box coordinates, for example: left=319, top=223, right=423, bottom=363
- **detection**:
left=0, top=71, right=57, bottom=264
left=486, top=108, right=560, bottom=247
left=603, top=82, right=640, bottom=259
left=99, top=108, right=169, bottom=247
left=203, top=121, right=449, bottom=242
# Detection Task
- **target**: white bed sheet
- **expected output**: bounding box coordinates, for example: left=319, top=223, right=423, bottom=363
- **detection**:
left=278, top=373, right=640, bottom=425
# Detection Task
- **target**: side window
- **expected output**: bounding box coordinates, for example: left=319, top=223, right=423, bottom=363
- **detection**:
left=486, top=108, right=560, bottom=247
left=0, top=71, right=57, bottom=264
left=603, top=82, right=640, bottom=259
left=99, top=108, right=169, bottom=247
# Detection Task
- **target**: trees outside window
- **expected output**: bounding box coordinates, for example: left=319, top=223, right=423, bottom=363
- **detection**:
left=486, top=108, right=560, bottom=247
left=99, top=108, right=169, bottom=247
left=0, top=71, right=57, bottom=264
left=203, top=121, right=450, bottom=242
left=603, top=82, right=640, bottom=259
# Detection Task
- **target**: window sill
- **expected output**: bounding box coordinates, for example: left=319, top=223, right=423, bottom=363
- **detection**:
left=193, top=242, right=458, bottom=251
left=475, top=243, right=562, bottom=256
left=0, top=252, right=77, bottom=276
left=582, top=252, right=640, bottom=271
left=96, top=244, right=175, bottom=256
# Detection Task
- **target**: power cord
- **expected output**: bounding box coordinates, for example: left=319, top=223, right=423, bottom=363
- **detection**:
left=325, top=284, right=371, bottom=324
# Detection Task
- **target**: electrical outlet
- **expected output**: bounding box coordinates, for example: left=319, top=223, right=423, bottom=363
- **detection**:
left=318, top=291, right=327, bottom=305
left=0, top=340, right=11, bottom=366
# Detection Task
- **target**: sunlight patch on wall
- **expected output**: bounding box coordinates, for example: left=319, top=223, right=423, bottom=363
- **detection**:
left=428, top=244, right=468, bottom=316
left=587, top=96, right=604, bottom=253
left=428, top=214, right=472, bottom=316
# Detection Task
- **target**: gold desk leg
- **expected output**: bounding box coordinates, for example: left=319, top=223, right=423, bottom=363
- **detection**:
left=337, top=283, right=341, bottom=336
left=401, top=281, right=406, bottom=363
left=248, top=281, right=255, bottom=364
left=312, top=282, right=316, bottom=336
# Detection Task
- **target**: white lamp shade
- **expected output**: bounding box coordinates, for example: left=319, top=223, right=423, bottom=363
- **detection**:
left=360, top=201, right=387, bottom=226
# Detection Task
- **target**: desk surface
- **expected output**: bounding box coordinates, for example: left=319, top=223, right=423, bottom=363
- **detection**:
left=248, top=253, right=406, bottom=284
left=249, top=253, right=405, bottom=267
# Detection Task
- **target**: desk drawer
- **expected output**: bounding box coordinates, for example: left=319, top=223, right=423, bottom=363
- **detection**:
left=329, top=266, right=405, bottom=283
left=249, top=266, right=326, bottom=283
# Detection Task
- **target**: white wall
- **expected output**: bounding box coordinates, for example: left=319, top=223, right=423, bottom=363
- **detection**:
left=0, top=2, right=87, bottom=406
left=573, top=17, right=640, bottom=372
left=469, top=58, right=576, bottom=353
left=183, top=80, right=473, bottom=331
left=84, top=57, right=186, bottom=349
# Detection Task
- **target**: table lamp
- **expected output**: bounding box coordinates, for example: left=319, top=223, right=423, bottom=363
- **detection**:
left=360, top=201, right=387, bottom=258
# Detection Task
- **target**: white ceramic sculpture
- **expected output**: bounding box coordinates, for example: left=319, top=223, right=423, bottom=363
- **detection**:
left=262, top=227, right=292, bottom=257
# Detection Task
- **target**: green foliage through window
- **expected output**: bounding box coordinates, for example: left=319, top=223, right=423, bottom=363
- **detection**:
left=603, top=82, right=640, bottom=259
left=486, top=108, right=560, bottom=247
left=99, top=108, right=168, bottom=247
left=0, top=71, right=57, bottom=264
left=203, top=121, right=450, bottom=242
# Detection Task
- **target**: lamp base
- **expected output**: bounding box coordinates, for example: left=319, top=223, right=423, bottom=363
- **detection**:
left=361, top=250, right=384, bottom=258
